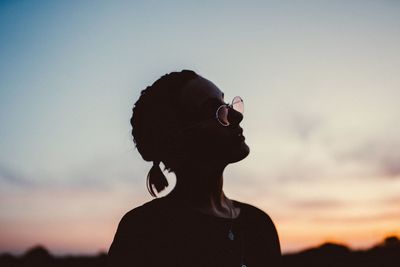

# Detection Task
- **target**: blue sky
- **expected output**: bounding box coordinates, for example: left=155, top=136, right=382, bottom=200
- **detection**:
left=1, top=0, right=400, bottom=254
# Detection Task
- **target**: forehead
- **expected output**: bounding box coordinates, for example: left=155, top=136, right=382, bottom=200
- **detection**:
left=180, top=76, right=224, bottom=111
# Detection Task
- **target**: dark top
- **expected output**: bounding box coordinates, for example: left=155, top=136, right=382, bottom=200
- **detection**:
left=108, top=195, right=281, bottom=267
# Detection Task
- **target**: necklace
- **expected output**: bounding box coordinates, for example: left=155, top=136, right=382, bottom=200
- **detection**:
left=228, top=204, right=235, bottom=241
left=228, top=202, right=247, bottom=267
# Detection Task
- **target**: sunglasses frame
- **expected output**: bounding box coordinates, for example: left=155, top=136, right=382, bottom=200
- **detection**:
left=215, top=96, right=244, bottom=126
left=171, top=96, right=244, bottom=136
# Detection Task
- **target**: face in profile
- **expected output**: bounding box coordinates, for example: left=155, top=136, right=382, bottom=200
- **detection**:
left=178, top=76, right=250, bottom=165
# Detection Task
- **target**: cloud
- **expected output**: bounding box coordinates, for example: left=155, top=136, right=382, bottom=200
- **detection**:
left=0, top=164, right=35, bottom=187
left=287, top=113, right=324, bottom=141
left=286, top=198, right=345, bottom=209
left=311, top=211, right=400, bottom=224
left=334, top=137, right=400, bottom=178
left=0, top=150, right=150, bottom=196
left=378, top=195, right=400, bottom=207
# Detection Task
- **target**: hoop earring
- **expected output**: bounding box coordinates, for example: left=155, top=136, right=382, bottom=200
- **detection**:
left=146, top=160, right=169, bottom=197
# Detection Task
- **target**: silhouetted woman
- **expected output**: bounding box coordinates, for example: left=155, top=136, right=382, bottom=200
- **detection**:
left=108, top=70, right=281, bottom=267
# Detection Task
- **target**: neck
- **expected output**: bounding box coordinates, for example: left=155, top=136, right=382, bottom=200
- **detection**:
left=168, top=162, right=230, bottom=211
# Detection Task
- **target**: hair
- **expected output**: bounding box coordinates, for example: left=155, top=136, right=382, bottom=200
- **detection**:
left=130, top=70, right=199, bottom=197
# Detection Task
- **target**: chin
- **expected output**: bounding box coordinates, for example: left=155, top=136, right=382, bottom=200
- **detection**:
left=194, top=139, right=250, bottom=165
left=227, top=141, right=250, bottom=164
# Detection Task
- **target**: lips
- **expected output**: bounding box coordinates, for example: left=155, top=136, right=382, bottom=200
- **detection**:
left=233, top=127, right=243, bottom=135
left=233, top=128, right=245, bottom=142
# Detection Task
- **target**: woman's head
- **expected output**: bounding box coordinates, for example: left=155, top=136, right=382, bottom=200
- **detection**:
left=178, top=76, right=249, bottom=165
left=131, top=70, right=249, bottom=196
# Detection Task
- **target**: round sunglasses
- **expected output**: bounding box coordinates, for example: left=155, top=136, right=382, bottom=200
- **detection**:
left=176, top=96, right=244, bottom=135
left=215, top=96, right=244, bottom=126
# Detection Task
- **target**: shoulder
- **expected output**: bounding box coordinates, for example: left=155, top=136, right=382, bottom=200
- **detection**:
left=235, top=200, right=276, bottom=225
left=123, top=197, right=165, bottom=218
left=235, top=200, right=281, bottom=244
left=108, top=198, right=168, bottom=266
left=118, top=197, right=168, bottom=230
left=108, top=198, right=168, bottom=255
left=235, top=200, right=282, bottom=259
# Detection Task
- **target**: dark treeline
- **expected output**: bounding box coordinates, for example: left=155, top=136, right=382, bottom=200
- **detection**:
left=1, top=236, right=399, bottom=266
left=283, top=236, right=400, bottom=267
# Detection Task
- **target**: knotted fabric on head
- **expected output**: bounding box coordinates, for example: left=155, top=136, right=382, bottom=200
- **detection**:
left=146, top=160, right=169, bottom=197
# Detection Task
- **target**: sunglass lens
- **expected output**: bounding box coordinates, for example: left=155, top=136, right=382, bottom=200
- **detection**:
left=217, top=105, right=230, bottom=126
left=232, top=96, right=244, bottom=114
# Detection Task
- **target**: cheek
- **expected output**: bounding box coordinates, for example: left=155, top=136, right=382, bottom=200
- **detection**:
left=195, top=126, right=235, bottom=152
left=182, top=126, right=249, bottom=163
left=208, top=129, right=233, bottom=147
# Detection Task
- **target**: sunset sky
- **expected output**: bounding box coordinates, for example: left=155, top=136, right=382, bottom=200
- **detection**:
left=1, top=0, right=399, bottom=255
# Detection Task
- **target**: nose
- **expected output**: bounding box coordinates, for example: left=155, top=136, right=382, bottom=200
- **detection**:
left=227, top=108, right=243, bottom=126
